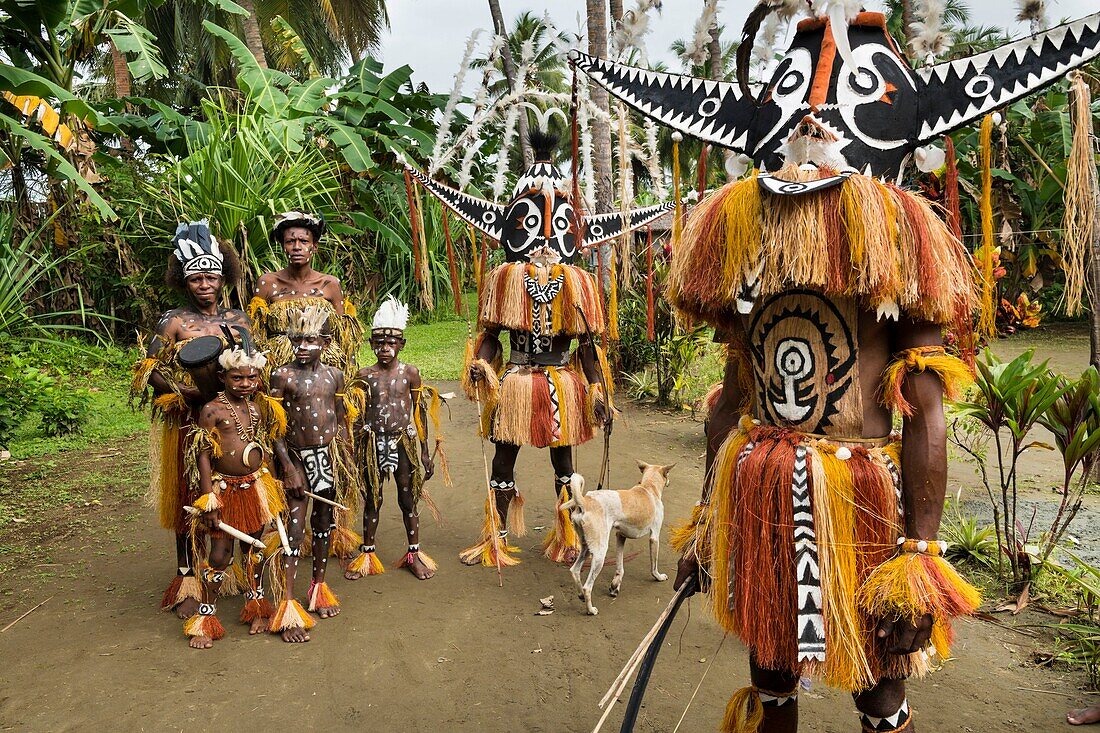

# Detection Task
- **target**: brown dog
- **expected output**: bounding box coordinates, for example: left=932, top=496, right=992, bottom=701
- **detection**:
left=562, top=462, right=674, bottom=615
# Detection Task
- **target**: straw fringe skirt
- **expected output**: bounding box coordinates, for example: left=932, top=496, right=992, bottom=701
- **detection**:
left=487, top=365, right=593, bottom=449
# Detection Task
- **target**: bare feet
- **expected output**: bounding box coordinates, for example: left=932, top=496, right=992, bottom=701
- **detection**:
left=405, top=554, right=436, bottom=580
left=281, top=626, right=310, bottom=643
left=344, top=569, right=364, bottom=581
left=249, top=616, right=268, bottom=635
left=1068, top=705, right=1100, bottom=725
left=176, top=597, right=200, bottom=620
left=460, top=555, right=482, bottom=567
left=318, top=605, right=340, bottom=619
left=189, top=634, right=213, bottom=650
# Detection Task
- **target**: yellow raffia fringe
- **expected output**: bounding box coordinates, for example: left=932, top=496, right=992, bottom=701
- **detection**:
left=347, top=549, right=385, bottom=576
left=130, top=357, right=159, bottom=405
left=810, top=445, right=874, bottom=691
left=543, top=486, right=581, bottom=563
left=705, top=427, right=752, bottom=632
left=858, top=553, right=981, bottom=660
left=977, top=114, right=997, bottom=340
left=507, top=489, right=527, bottom=537
left=396, top=549, right=438, bottom=572
left=881, top=347, right=973, bottom=417
left=459, top=495, right=521, bottom=567
left=672, top=137, right=683, bottom=243
left=249, top=295, right=362, bottom=376
left=720, top=686, right=764, bottom=733
left=268, top=599, right=316, bottom=632
left=608, top=250, right=620, bottom=341
left=218, top=556, right=247, bottom=597
left=669, top=503, right=707, bottom=556
left=307, top=581, right=340, bottom=611
left=153, top=392, right=188, bottom=415
left=329, top=524, right=363, bottom=560
left=192, top=491, right=221, bottom=512
left=256, top=394, right=287, bottom=441
left=462, top=356, right=501, bottom=418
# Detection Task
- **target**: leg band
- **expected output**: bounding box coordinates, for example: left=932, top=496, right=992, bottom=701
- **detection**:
left=860, top=699, right=912, bottom=732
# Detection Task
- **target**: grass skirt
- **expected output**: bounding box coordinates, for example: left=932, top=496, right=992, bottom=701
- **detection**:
left=487, top=365, right=593, bottom=448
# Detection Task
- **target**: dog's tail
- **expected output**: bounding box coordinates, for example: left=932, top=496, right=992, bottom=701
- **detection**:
left=559, top=472, right=585, bottom=514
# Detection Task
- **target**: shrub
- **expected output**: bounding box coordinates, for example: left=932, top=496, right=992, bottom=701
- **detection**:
left=37, top=386, right=91, bottom=437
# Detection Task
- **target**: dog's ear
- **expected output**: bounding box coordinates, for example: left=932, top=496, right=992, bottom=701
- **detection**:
left=660, top=463, right=676, bottom=478
left=636, top=459, right=648, bottom=473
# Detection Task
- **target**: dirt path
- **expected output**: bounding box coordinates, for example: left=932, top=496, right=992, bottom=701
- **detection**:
left=0, top=380, right=1095, bottom=732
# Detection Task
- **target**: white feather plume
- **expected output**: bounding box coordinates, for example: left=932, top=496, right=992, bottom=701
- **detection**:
left=909, top=0, right=949, bottom=60
left=814, top=0, right=861, bottom=22
left=371, top=296, right=410, bottom=332
left=430, top=29, right=484, bottom=174
left=1015, top=0, right=1047, bottom=33
left=681, top=0, right=719, bottom=66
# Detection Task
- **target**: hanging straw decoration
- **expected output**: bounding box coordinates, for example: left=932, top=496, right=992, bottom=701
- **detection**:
left=944, top=135, right=963, bottom=240
left=1061, top=71, right=1094, bottom=317
left=410, top=176, right=434, bottom=310
left=671, top=132, right=683, bottom=244
left=609, top=243, right=620, bottom=342
left=696, top=143, right=710, bottom=198
left=442, top=210, right=464, bottom=316
left=616, top=102, right=634, bottom=287
left=403, top=169, right=424, bottom=286
left=976, top=114, right=997, bottom=340
left=478, top=230, right=489, bottom=316
left=646, top=224, right=656, bottom=341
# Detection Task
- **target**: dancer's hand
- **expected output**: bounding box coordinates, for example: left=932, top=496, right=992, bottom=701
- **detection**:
left=201, top=508, right=221, bottom=531
left=423, top=451, right=435, bottom=481
left=594, top=400, right=612, bottom=429
left=674, top=552, right=708, bottom=595
left=468, top=361, right=484, bottom=384
left=283, top=468, right=306, bottom=500
left=876, top=613, right=934, bottom=655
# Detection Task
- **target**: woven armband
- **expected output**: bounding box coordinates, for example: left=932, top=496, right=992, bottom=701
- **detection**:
left=881, top=346, right=972, bottom=416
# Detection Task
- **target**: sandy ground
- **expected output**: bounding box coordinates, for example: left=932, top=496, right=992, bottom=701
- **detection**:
left=1, top=371, right=1098, bottom=732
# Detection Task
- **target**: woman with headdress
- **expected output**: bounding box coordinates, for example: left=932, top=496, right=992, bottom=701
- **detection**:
left=131, top=221, right=251, bottom=620
left=248, top=212, right=363, bottom=375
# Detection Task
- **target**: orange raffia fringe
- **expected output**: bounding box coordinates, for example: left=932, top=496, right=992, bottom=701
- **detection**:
left=192, top=491, right=221, bottom=513
left=543, top=485, right=581, bottom=563
left=858, top=552, right=981, bottom=661
left=241, top=598, right=274, bottom=623
left=720, top=686, right=764, bottom=733
left=329, top=525, right=363, bottom=560
left=443, top=211, right=464, bottom=316
left=479, top=262, right=605, bottom=335
left=668, top=165, right=975, bottom=338
left=881, top=346, right=973, bottom=417
left=395, top=549, right=438, bottom=572
left=493, top=366, right=592, bottom=448
left=347, top=549, right=385, bottom=576
left=976, top=114, right=997, bottom=340
left=161, top=574, right=202, bottom=611
left=183, top=613, right=225, bottom=641
left=459, top=495, right=521, bottom=567
left=269, top=599, right=316, bottom=632
left=700, top=382, right=724, bottom=423
left=307, top=581, right=340, bottom=612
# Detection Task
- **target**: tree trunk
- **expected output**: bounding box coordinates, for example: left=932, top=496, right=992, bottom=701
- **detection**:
left=609, top=0, right=624, bottom=23
left=901, top=0, right=915, bottom=57
left=488, top=0, right=532, bottom=167
left=587, top=0, right=614, bottom=288
left=238, top=0, right=269, bottom=69
left=707, top=7, right=722, bottom=80
left=110, top=40, right=133, bottom=151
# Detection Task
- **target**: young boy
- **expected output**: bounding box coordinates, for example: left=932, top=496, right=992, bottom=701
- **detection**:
left=345, top=297, right=444, bottom=582
left=187, top=345, right=286, bottom=649
left=268, top=305, right=357, bottom=642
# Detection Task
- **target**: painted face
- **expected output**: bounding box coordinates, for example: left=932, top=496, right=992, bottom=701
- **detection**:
left=370, top=334, right=405, bottom=365
left=290, top=333, right=328, bottom=364
left=754, top=16, right=918, bottom=176
left=281, top=227, right=316, bottom=266
left=184, top=272, right=223, bottom=308
left=499, top=162, right=577, bottom=263
left=222, top=366, right=260, bottom=399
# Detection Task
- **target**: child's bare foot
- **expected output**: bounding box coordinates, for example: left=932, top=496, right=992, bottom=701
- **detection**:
left=1068, top=705, right=1100, bottom=725
left=344, top=568, right=364, bottom=581
left=189, top=634, right=213, bottom=650
left=405, top=554, right=436, bottom=580
left=318, top=605, right=340, bottom=619
left=249, top=616, right=268, bottom=635
left=176, top=597, right=200, bottom=619
left=281, top=627, right=310, bottom=643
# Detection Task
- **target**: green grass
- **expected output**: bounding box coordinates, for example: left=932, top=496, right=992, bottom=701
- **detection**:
left=9, top=383, right=147, bottom=460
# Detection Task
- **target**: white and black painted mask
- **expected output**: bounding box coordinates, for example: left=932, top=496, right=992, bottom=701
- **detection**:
left=572, top=11, right=1100, bottom=180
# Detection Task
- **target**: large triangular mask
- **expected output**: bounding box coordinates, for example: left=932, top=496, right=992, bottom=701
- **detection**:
left=571, top=11, right=1100, bottom=179
left=405, top=154, right=674, bottom=264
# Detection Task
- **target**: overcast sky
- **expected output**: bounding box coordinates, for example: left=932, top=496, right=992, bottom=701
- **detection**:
left=378, top=0, right=1098, bottom=92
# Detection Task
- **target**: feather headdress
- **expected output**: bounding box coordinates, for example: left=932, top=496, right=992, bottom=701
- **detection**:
left=271, top=211, right=325, bottom=244
left=172, top=220, right=223, bottom=278
left=218, top=346, right=267, bottom=371
left=286, top=304, right=332, bottom=338
left=371, top=296, right=410, bottom=335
